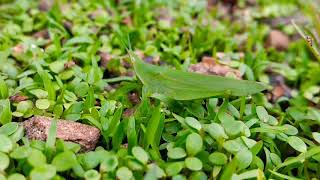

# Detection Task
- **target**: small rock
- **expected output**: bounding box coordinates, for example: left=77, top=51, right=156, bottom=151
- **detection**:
left=38, top=0, right=53, bottom=11
left=266, top=30, right=290, bottom=51
left=128, top=92, right=140, bottom=105
left=63, top=21, right=73, bottom=33
left=189, top=56, right=242, bottom=79
left=122, top=16, right=133, bottom=26
left=12, top=44, right=25, bottom=56
left=123, top=108, right=135, bottom=118
left=23, top=116, right=100, bottom=151
left=33, top=30, right=50, bottom=40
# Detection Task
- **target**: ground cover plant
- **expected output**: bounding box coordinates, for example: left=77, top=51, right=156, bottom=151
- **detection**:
left=0, top=0, right=320, bottom=179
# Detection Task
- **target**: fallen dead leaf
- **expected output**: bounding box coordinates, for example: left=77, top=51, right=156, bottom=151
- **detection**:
left=9, top=94, right=29, bottom=102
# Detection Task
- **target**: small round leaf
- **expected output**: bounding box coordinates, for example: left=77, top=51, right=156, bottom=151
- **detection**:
left=209, top=152, right=227, bottom=165
left=0, top=152, right=9, bottom=171
left=84, top=169, right=101, bottom=180
left=30, top=164, right=56, bottom=180
left=28, top=149, right=47, bottom=167
left=165, top=162, right=184, bottom=176
left=168, top=147, right=186, bottom=159
left=10, top=146, right=32, bottom=159
left=132, top=146, right=149, bottom=164
left=287, top=136, right=307, bottom=153
left=52, top=151, right=77, bottom=171
left=116, top=167, right=133, bottom=180
left=7, top=173, right=26, bottom=180
left=185, top=117, right=202, bottom=131
left=186, top=133, right=203, bottom=156
left=0, top=134, right=13, bottom=153
left=185, top=157, right=203, bottom=171
left=100, top=155, right=118, bottom=172
left=36, top=99, right=50, bottom=110
left=256, top=106, right=268, bottom=122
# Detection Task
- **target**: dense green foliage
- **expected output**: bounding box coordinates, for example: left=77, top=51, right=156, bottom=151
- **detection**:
left=0, top=0, right=320, bottom=179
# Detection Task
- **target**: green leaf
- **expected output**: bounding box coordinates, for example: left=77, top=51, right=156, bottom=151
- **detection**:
left=27, top=149, right=47, bottom=167
left=0, top=122, right=18, bottom=136
left=287, top=136, right=307, bottom=153
left=29, top=89, right=48, bottom=99
left=132, top=146, right=149, bottom=165
left=235, top=148, right=253, bottom=170
left=185, top=157, right=203, bottom=171
left=186, top=133, right=203, bottom=156
left=35, top=99, right=50, bottom=110
left=10, top=146, right=32, bottom=159
left=0, top=152, right=9, bottom=171
left=100, top=155, right=118, bottom=172
left=0, top=134, right=13, bottom=153
left=209, top=152, right=228, bottom=165
left=7, top=174, right=26, bottom=180
left=84, top=170, right=101, bottom=180
left=165, top=162, right=184, bottom=176
left=220, top=158, right=238, bottom=180
left=30, top=165, right=56, bottom=180
left=52, top=151, right=77, bottom=171
left=46, top=118, right=57, bottom=152
left=269, top=170, right=303, bottom=180
left=127, top=116, right=137, bottom=151
left=203, top=123, right=228, bottom=141
left=144, top=105, right=161, bottom=147
left=116, top=167, right=133, bottom=180
left=168, top=147, right=187, bottom=159
left=0, top=78, right=9, bottom=99
left=232, top=169, right=265, bottom=180
left=312, top=132, right=320, bottom=143
left=145, top=164, right=166, bottom=179
left=84, top=86, right=95, bottom=110
left=283, top=124, right=298, bottom=135
left=37, top=69, right=56, bottom=101
left=16, top=101, right=33, bottom=113
left=0, top=99, right=12, bottom=125
left=9, top=125, right=24, bottom=142
left=276, top=146, right=320, bottom=170
left=185, top=117, right=202, bottom=131
left=256, top=106, right=268, bottom=123
left=49, top=60, right=65, bottom=73
left=65, top=36, right=94, bottom=46
left=129, top=51, right=266, bottom=100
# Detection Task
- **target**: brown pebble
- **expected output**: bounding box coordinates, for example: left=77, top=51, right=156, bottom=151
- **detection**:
left=33, top=30, right=50, bottom=40
left=38, top=0, right=53, bottom=11
left=189, top=56, right=242, bottom=79
left=266, top=30, right=290, bottom=51
left=23, top=116, right=100, bottom=151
